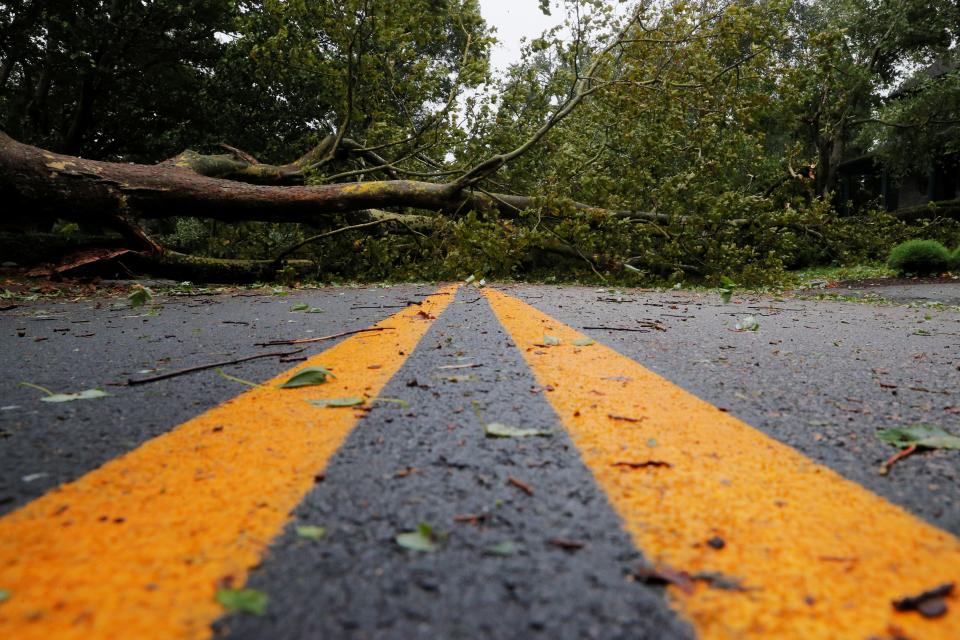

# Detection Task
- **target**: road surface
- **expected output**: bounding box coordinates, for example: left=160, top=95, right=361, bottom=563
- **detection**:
left=0, top=283, right=958, bottom=639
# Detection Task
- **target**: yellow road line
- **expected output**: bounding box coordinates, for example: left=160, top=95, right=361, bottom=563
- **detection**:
left=0, top=286, right=457, bottom=640
left=485, top=288, right=960, bottom=639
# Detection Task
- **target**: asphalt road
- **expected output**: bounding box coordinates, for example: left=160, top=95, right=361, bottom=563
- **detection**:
left=0, top=282, right=958, bottom=639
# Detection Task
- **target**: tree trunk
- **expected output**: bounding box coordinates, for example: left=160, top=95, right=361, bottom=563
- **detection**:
left=0, top=132, right=665, bottom=226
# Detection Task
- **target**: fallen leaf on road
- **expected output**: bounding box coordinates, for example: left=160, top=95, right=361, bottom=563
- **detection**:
left=128, top=286, right=153, bottom=308
left=415, top=310, right=437, bottom=320
left=295, top=525, right=326, bottom=540
left=484, top=541, right=520, bottom=556
left=692, top=571, right=752, bottom=591
left=308, top=397, right=364, bottom=408
left=396, top=523, right=442, bottom=552
left=280, top=366, right=335, bottom=388
left=632, top=565, right=695, bottom=594
left=289, top=303, right=310, bottom=311
left=0, top=588, right=9, bottom=603
left=21, top=382, right=110, bottom=403
left=735, top=315, right=759, bottom=331
left=892, top=582, right=953, bottom=619
left=484, top=423, right=552, bottom=438
left=573, top=338, right=595, bottom=346
left=542, top=334, right=561, bottom=346
left=216, top=588, right=268, bottom=616
left=877, top=424, right=960, bottom=474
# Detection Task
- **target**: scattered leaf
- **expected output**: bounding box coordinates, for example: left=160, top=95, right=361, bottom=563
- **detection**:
left=396, top=523, right=441, bottom=552
left=128, top=286, right=153, bottom=308
left=415, top=310, right=437, bottom=320
left=40, top=389, right=110, bottom=403
left=719, top=288, right=733, bottom=304
left=308, top=396, right=364, bottom=408
left=572, top=338, right=595, bottom=346
left=692, top=571, right=752, bottom=591
left=877, top=424, right=960, bottom=450
left=893, top=582, right=953, bottom=619
left=735, top=315, right=759, bottom=331
left=0, top=589, right=9, bottom=603
left=295, top=525, right=326, bottom=541
left=484, top=422, right=552, bottom=438
left=484, top=541, right=520, bottom=556
left=215, top=368, right=260, bottom=388
left=216, top=588, right=268, bottom=616
left=633, top=564, right=695, bottom=595
left=542, top=334, right=561, bottom=346
left=289, top=303, right=310, bottom=312
left=464, top=275, right=476, bottom=284
left=280, top=367, right=335, bottom=389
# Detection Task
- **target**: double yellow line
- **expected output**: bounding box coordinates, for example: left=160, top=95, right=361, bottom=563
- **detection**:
left=0, top=285, right=957, bottom=639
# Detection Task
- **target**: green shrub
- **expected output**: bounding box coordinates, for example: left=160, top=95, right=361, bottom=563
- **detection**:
left=887, top=239, right=951, bottom=276
left=952, top=247, right=960, bottom=271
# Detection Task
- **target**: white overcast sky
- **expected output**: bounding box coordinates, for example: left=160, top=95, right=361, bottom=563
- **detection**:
left=478, top=0, right=565, bottom=73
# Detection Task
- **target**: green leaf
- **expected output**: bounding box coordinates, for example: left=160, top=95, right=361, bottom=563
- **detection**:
left=295, top=525, right=326, bottom=540
left=128, top=286, right=153, bottom=308
left=289, top=303, right=310, bottom=311
left=216, top=588, right=268, bottom=616
left=484, top=540, right=520, bottom=556
left=0, top=588, right=10, bottom=603
left=305, top=307, right=324, bottom=313
left=41, top=389, right=110, bottom=403
left=735, top=316, right=759, bottom=331
left=484, top=422, right=553, bottom=438
left=543, top=334, right=561, bottom=346
left=215, top=368, right=260, bottom=388
left=308, top=397, right=364, bottom=408
left=719, top=288, right=733, bottom=304
left=877, top=424, right=960, bottom=450
left=396, top=523, right=440, bottom=552
left=719, top=276, right=736, bottom=288
left=280, top=367, right=335, bottom=388
left=572, top=338, right=595, bottom=346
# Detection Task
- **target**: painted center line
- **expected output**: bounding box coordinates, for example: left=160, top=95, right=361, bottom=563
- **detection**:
left=0, top=285, right=457, bottom=640
left=485, top=288, right=960, bottom=639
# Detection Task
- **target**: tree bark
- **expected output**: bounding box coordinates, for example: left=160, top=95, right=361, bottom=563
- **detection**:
left=0, top=131, right=666, bottom=226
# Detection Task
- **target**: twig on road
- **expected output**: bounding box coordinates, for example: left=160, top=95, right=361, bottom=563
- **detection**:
left=126, top=349, right=306, bottom=386
left=879, top=444, right=918, bottom=475
left=257, top=326, right=392, bottom=346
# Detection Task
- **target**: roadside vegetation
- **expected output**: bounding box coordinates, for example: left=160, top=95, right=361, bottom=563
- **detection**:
left=2, top=0, right=959, bottom=286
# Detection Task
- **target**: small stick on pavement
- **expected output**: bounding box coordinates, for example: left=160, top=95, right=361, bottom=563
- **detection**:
left=581, top=326, right=650, bottom=333
left=127, top=349, right=306, bottom=385
left=879, top=444, right=918, bottom=475
left=507, top=476, right=534, bottom=496
left=257, top=326, right=392, bottom=346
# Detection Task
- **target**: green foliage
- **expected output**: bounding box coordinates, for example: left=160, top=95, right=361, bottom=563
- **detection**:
left=887, top=239, right=951, bottom=275
left=952, top=247, right=960, bottom=271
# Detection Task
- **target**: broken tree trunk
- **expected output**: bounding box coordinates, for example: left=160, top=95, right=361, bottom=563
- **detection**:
left=0, top=132, right=666, bottom=226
